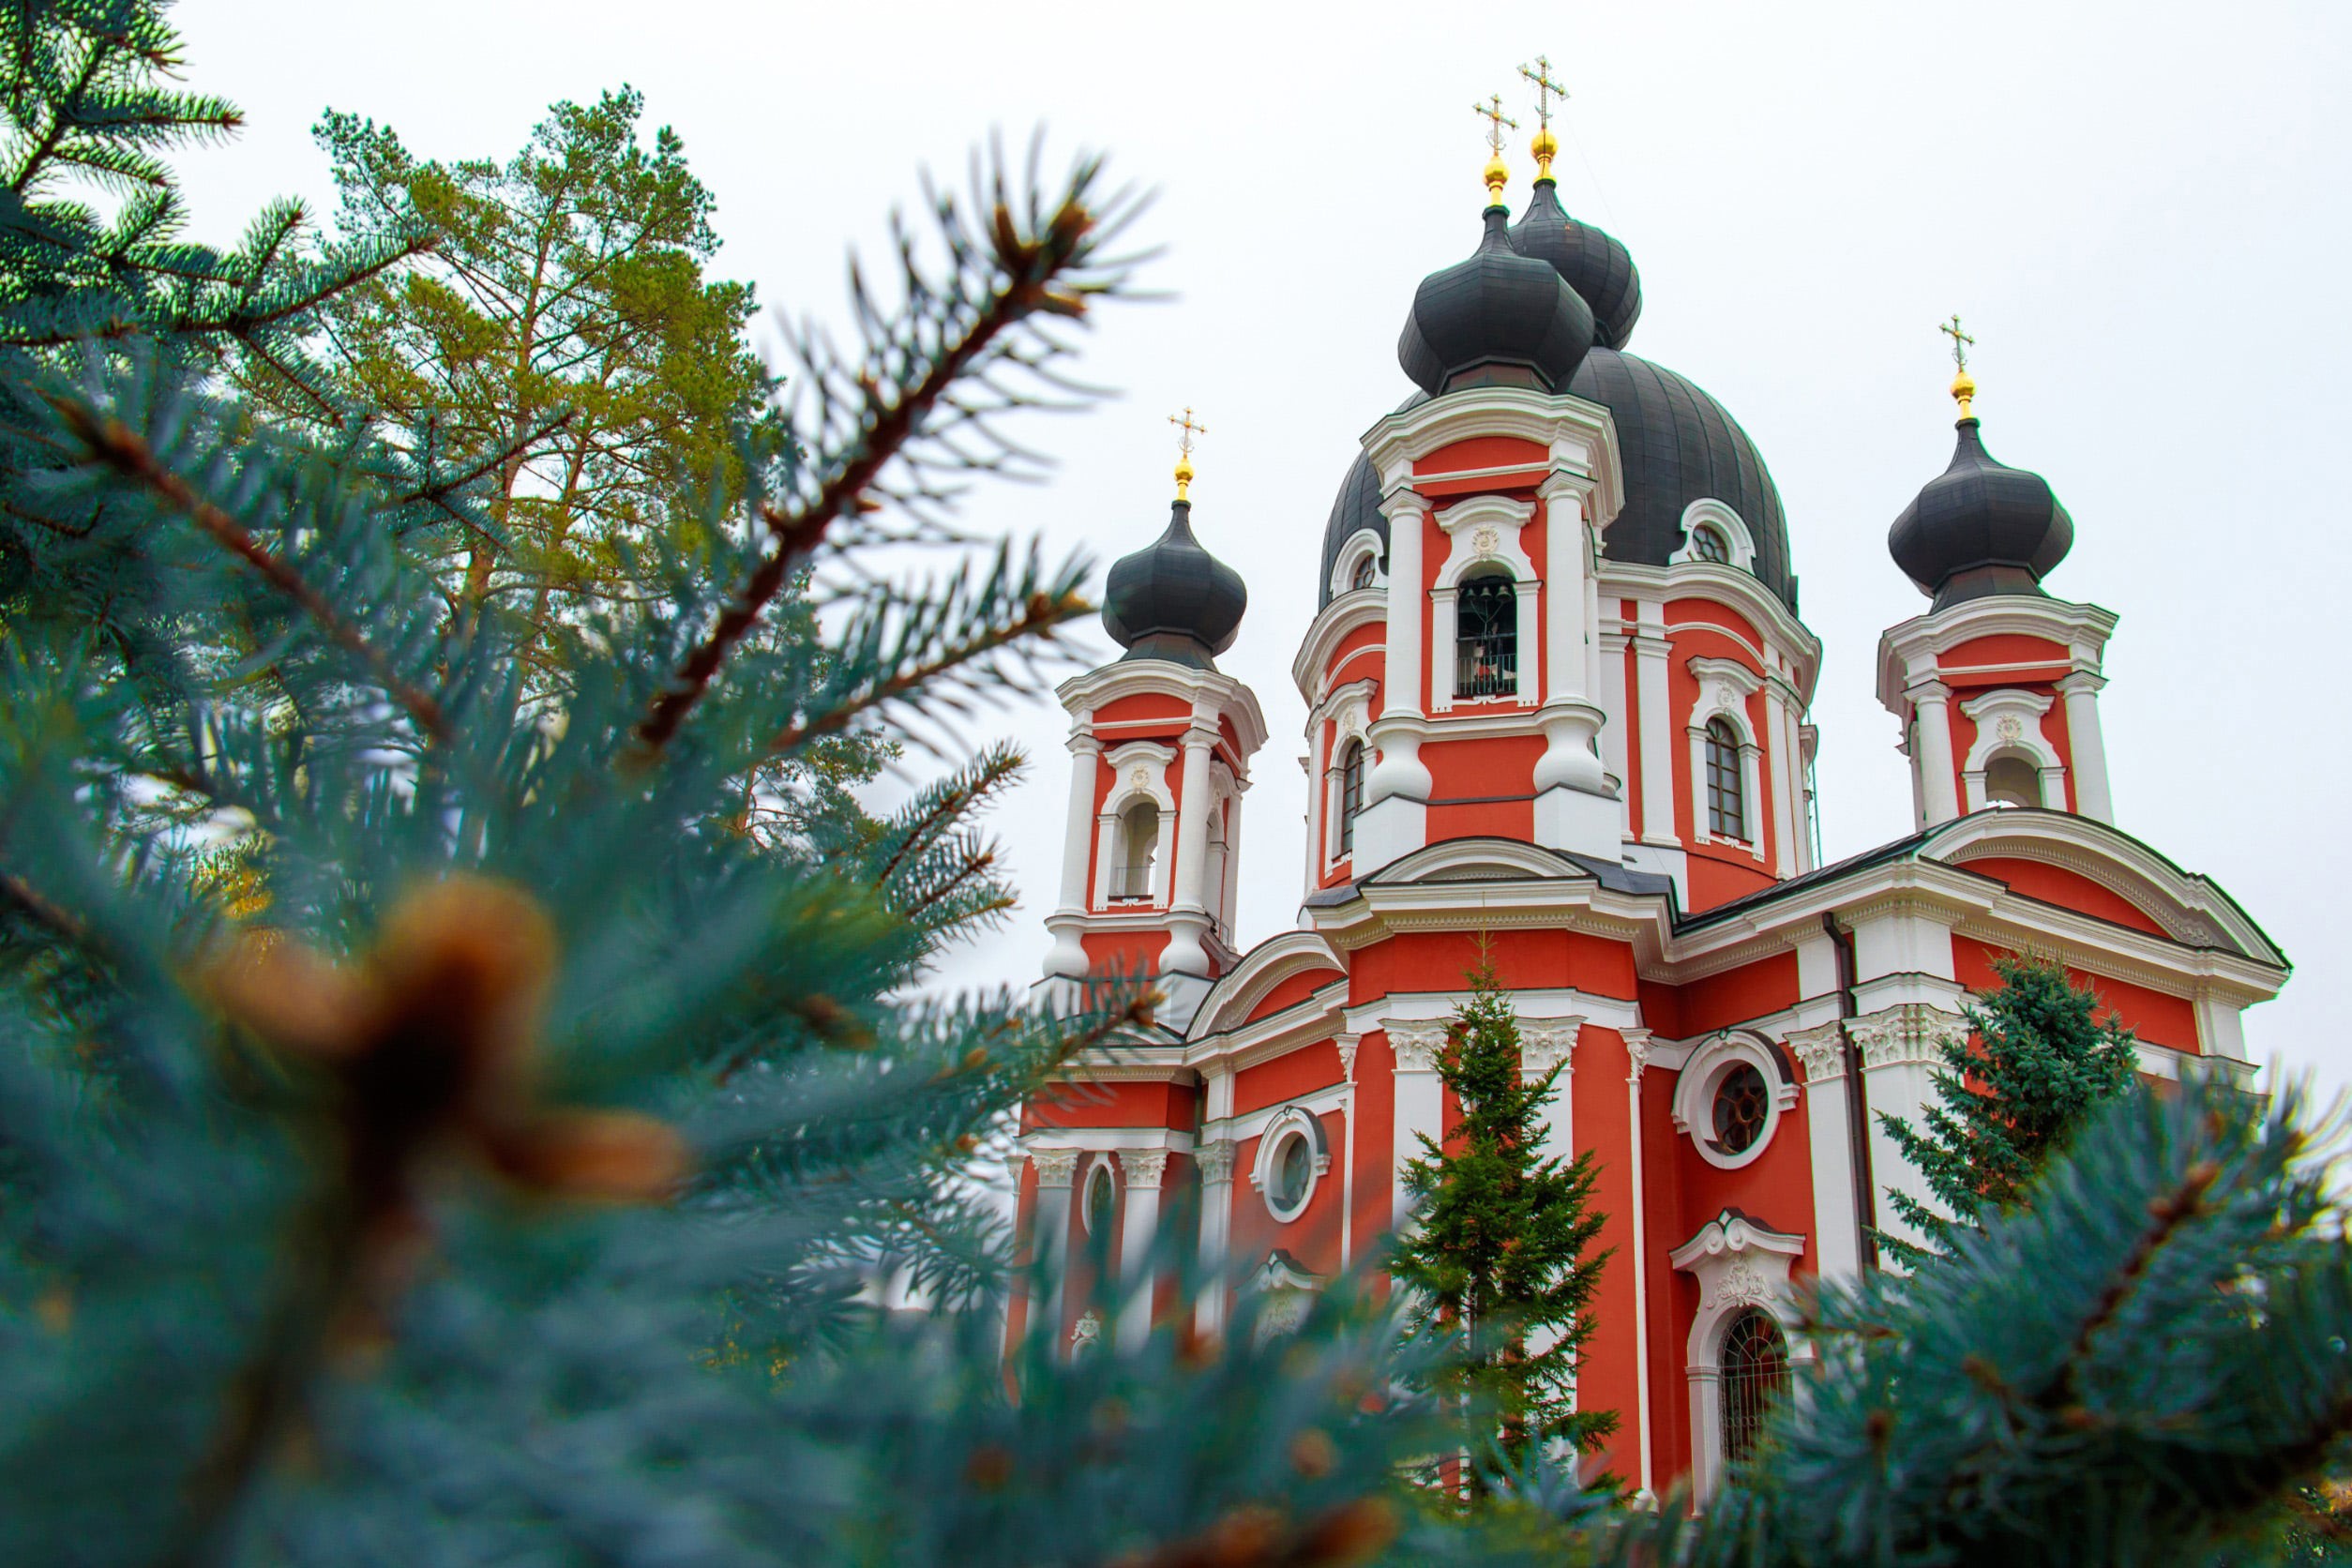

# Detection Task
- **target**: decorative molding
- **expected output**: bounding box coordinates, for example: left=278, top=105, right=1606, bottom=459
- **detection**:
left=1327, top=526, right=1388, bottom=598
left=1848, top=1003, right=1964, bottom=1070
left=1666, top=498, right=1757, bottom=572
left=1624, top=1025, right=1655, bottom=1084
left=1387, top=1019, right=1449, bottom=1072
left=1029, top=1148, right=1081, bottom=1188
left=1195, top=1139, right=1237, bottom=1184
left=1670, top=1031, right=1802, bottom=1170
left=1123, top=1148, right=1171, bottom=1189
left=1521, top=1018, right=1584, bottom=1076
left=1334, top=1032, right=1362, bottom=1083
left=1070, top=1308, right=1103, bottom=1353
left=1784, top=1020, right=1847, bottom=1083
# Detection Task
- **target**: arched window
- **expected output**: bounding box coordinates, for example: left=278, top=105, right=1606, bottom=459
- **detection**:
left=1984, top=753, right=2042, bottom=809
left=1349, top=554, right=1380, bottom=592
left=1455, top=574, right=1517, bottom=698
left=1720, top=1307, right=1790, bottom=1467
left=1082, top=1159, right=1116, bottom=1237
left=1113, top=799, right=1159, bottom=900
left=1336, top=740, right=1364, bottom=856
left=1705, top=717, right=1747, bottom=840
left=1689, top=524, right=1730, bottom=564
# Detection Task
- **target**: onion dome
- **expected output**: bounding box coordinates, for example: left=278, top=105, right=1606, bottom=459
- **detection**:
left=1509, top=179, right=1642, bottom=350
left=1888, top=368, right=2073, bottom=611
left=1397, top=204, right=1595, bottom=397
left=1103, top=486, right=1246, bottom=669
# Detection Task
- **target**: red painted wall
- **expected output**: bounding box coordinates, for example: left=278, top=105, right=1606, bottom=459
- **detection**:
left=1956, top=855, right=2166, bottom=936
left=1952, top=936, right=2200, bottom=1052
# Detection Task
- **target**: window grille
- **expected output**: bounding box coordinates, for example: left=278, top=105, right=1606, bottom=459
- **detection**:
left=1705, top=717, right=1746, bottom=839
left=1337, top=740, right=1364, bottom=855
left=1455, top=576, right=1517, bottom=698
left=1711, top=1063, right=1770, bottom=1154
left=1112, top=800, right=1158, bottom=900
left=1720, top=1307, right=1789, bottom=1467
left=1350, top=555, right=1379, bottom=591
left=1690, top=524, right=1730, bottom=564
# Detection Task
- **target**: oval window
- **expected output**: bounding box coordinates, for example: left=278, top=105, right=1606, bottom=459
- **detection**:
left=1265, top=1126, right=1316, bottom=1221
left=1083, top=1159, right=1115, bottom=1235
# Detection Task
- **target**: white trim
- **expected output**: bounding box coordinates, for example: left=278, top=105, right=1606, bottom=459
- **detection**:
left=1430, top=493, right=1542, bottom=714
left=1327, top=527, right=1388, bottom=598
left=1059, top=660, right=1270, bottom=761
left=1687, top=657, right=1767, bottom=859
left=1957, top=687, right=2064, bottom=811
left=1669, top=1031, right=1800, bottom=1170
left=1093, top=741, right=1177, bottom=910
left=1668, top=1209, right=1811, bottom=1503
left=1250, top=1104, right=1333, bottom=1224
left=1666, top=498, right=1756, bottom=572
left=1078, top=1154, right=1117, bottom=1236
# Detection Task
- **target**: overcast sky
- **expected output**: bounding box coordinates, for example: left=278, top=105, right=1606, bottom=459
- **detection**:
left=174, top=0, right=2350, bottom=1101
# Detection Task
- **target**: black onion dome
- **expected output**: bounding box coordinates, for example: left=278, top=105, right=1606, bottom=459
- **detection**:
left=1398, top=207, right=1594, bottom=397
left=1568, top=348, right=1797, bottom=612
left=1508, top=179, right=1641, bottom=350
left=1317, top=350, right=1798, bottom=612
left=1888, top=419, right=2073, bottom=611
left=1102, top=499, right=1247, bottom=668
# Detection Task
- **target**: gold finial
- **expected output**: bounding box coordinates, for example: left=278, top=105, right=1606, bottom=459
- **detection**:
left=1168, top=407, right=1206, bottom=501
left=1472, top=94, right=1518, bottom=206
left=1519, top=55, right=1567, bottom=180
left=1939, top=313, right=1978, bottom=419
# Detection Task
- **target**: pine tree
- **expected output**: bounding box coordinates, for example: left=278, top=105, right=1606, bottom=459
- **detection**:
left=1392, top=959, right=1615, bottom=1493
left=1877, top=952, right=2140, bottom=1265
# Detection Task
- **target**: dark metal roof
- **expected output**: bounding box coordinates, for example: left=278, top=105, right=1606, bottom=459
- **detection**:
left=1317, top=349, right=1797, bottom=612
left=1889, top=418, right=2073, bottom=611
left=1509, top=179, right=1641, bottom=350
left=1397, top=207, right=1594, bottom=399
left=1101, top=499, right=1246, bottom=668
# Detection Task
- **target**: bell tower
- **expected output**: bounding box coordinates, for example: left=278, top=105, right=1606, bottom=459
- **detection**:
left=1876, top=326, right=2117, bottom=827
left=1038, top=418, right=1268, bottom=1029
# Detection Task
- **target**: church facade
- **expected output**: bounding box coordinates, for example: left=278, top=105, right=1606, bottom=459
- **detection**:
left=1005, top=125, right=2288, bottom=1500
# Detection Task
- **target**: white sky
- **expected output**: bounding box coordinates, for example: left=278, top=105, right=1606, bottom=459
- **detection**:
left=174, top=0, right=2351, bottom=1104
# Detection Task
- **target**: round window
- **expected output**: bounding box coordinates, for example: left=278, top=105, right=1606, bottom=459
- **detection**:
left=1265, top=1126, right=1316, bottom=1221
left=1690, top=524, right=1730, bottom=565
left=1711, top=1063, right=1771, bottom=1155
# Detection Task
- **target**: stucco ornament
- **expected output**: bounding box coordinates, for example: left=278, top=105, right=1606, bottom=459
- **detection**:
left=1472, top=525, right=1500, bottom=556
left=1070, top=1308, right=1103, bottom=1354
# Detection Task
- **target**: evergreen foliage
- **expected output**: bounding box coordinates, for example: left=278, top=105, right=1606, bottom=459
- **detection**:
left=1877, top=952, right=2140, bottom=1264
left=1392, top=960, right=1614, bottom=1490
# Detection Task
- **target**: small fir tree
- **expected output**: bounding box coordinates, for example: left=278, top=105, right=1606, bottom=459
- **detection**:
left=1392, top=959, right=1615, bottom=1492
left=1877, top=952, right=2140, bottom=1265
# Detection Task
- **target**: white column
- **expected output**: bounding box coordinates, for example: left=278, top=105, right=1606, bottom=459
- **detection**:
left=1388, top=1021, right=1447, bottom=1229
left=1764, top=680, right=1799, bottom=877
left=1043, top=731, right=1099, bottom=979
left=1623, top=1028, right=1655, bottom=1498
left=1194, top=1138, right=1236, bottom=1337
left=1378, top=489, right=1425, bottom=722
left=1786, top=1021, right=1861, bottom=1280
left=1541, top=475, right=1591, bottom=704
left=1598, top=619, right=1631, bottom=835
left=1218, top=787, right=1244, bottom=937
left=1335, top=1033, right=1361, bottom=1270
left=1304, top=718, right=1329, bottom=887
left=1162, top=721, right=1217, bottom=977
left=1029, top=1148, right=1080, bottom=1353
left=1633, top=608, right=1678, bottom=846
left=1117, top=1148, right=1169, bottom=1350
left=1910, top=680, right=1962, bottom=825
left=2058, top=671, right=2114, bottom=822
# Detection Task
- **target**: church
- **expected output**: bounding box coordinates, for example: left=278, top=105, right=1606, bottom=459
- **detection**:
left=1004, top=83, right=2290, bottom=1502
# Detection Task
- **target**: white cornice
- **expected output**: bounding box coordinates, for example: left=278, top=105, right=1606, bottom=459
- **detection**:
left=1875, top=596, right=2119, bottom=716
left=1291, top=594, right=1387, bottom=703
left=1059, top=660, right=1272, bottom=758
left=1359, top=385, right=1624, bottom=531
left=1594, top=561, right=1821, bottom=701
left=1187, top=928, right=1349, bottom=1038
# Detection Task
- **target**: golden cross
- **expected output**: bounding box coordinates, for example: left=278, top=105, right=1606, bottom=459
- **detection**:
left=1472, top=94, right=1519, bottom=156
left=1168, top=406, right=1206, bottom=458
left=1519, top=55, right=1567, bottom=130
left=1939, top=313, right=1976, bottom=371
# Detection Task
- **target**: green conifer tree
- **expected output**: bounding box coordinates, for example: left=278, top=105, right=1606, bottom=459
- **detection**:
left=1877, top=952, right=2139, bottom=1265
left=1392, top=959, right=1614, bottom=1492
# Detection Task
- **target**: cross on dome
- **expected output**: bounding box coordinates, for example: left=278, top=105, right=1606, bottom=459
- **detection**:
left=1168, top=406, right=1206, bottom=500
left=1472, top=94, right=1518, bottom=205
left=1519, top=55, right=1567, bottom=179
left=1938, top=314, right=1979, bottom=418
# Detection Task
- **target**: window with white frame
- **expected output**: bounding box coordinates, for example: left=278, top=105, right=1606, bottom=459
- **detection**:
left=1112, top=800, right=1159, bottom=900
left=1081, top=1158, right=1116, bottom=1237
left=1349, top=554, right=1380, bottom=591
left=1689, top=524, right=1730, bottom=564
left=1253, top=1107, right=1329, bottom=1224
left=1704, top=717, right=1747, bottom=839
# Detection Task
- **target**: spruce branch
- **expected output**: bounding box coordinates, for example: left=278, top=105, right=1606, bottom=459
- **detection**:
left=45, top=394, right=451, bottom=741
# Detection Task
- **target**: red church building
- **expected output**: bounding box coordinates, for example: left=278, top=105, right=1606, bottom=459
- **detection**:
left=1006, top=127, right=2288, bottom=1501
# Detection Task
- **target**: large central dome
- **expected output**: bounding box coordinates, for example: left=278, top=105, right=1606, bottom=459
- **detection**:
left=1319, top=347, right=1796, bottom=611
